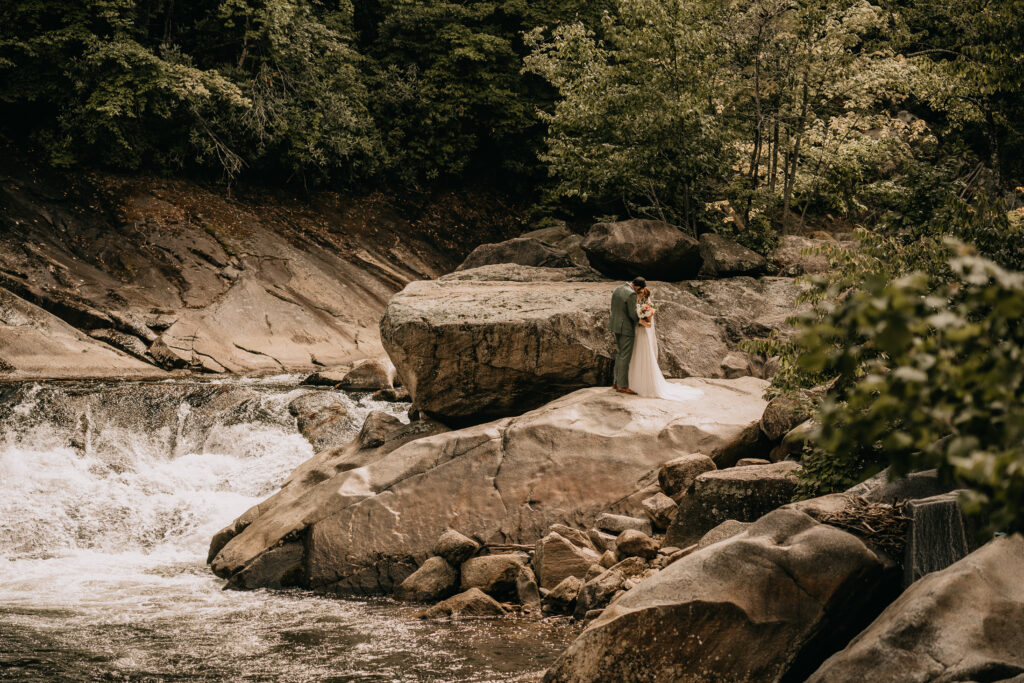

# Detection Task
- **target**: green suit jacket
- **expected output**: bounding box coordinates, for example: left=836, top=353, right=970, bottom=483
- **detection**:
left=609, top=283, right=639, bottom=336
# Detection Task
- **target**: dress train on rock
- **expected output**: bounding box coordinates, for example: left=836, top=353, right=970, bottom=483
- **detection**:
left=628, top=322, right=703, bottom=402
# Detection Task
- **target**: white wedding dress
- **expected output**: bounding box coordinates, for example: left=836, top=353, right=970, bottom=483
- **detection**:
left=628, top=314, right=703, bottom=402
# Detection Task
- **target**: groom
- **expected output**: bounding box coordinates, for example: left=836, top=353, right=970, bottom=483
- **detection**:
left=610, top=277, right=645, bottom=395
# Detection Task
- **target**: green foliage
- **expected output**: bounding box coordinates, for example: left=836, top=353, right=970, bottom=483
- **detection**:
left=795, top=251, right=1024, bottom=534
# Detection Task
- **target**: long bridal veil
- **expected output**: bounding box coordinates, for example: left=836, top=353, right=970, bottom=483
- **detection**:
left=628, top=322, right=703, bottom=401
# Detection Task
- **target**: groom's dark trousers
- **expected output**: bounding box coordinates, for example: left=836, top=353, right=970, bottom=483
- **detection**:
left=609, top=282, right=640, bottom=388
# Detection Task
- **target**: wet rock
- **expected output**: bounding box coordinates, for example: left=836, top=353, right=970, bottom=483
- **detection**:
left=338, top=358, right=396, bottom=391
left=544, top=509, right=896, bottom=683
left=641, top=492, right=678, bottom=530
left=543, top=576, right=584, bottom=615
left=581, top=219, right=700, bottom=280
left=374, top=386, right=411, bottom=402
left=698, top=233, right=767, bottom=278
left=433, top=529, right=480, bottom=566
left=457, top=237, right=576, bottom=271
left=698, top=520, right=751, bottom=549
left=807, top=534, right=1024, bottom=683
left=595, top=514, right=652, bottom=537
left=287, top=392, right=353, bottom=451
left=658, top=454, right=717, bottom=499
left=301, top=367, right=352, bottom=387
left=460, top=554, right=528, bottom=598
left=416, top=588, right=508, bottom=620
left=694, top=461, right=801, bottom=526
left=356, top=411, right=405, bottom=449
left=226, top=541, right=305, bottom=590
left=534, top=532, right=602, bottom=590
left=394, top=556, right=458, bottom=602
left=760, top=395, right=812, bottom=442
left=615, top=530, right=658, bottom=560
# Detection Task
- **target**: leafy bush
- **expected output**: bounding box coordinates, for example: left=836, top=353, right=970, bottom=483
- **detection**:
left=796, top=249, right=1024, bottom=534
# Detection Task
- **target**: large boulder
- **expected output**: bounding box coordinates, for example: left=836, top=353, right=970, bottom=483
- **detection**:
left=416, top=588, right=508, bottom=620
left=457, top=236, right=577, bottom=271
left=519, top=224, right=591, bottom=268
left=381, top=266, right=801, bottom=423
left=698, top=233, right=768, bottom=278
left=807, top=534, right=1024, bottom=683
left=581, top=219, right=700, bottom=280
left=544, top=509, right=897, bottom=682
left=460, top=554, right=528, bottom=597
left=658, top=453, right=717, bottom=498
left=337, top=358, right=397, bottom=391
left=209, top=378, right=768, bottom=594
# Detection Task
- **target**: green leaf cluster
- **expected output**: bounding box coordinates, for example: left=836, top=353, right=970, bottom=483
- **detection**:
left=796, top=249, right=1024, bottom=534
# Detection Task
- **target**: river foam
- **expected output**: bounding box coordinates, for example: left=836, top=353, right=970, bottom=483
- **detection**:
left=0, top=379, right=571, bottom=681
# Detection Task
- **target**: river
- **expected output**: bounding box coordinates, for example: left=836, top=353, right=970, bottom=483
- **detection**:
left=0, top=377, right=573, bottom=681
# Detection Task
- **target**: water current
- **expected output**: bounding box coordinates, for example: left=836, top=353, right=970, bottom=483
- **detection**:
left=0, top=377, right=574, bottom=681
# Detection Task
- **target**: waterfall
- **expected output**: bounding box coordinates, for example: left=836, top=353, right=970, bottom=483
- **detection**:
left=0, top=378, right=571, bottom=681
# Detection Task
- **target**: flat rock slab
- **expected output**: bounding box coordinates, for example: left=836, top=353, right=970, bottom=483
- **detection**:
left=381, top=265, right=803, bottom=423
left=210, top=377, right=768, bottom=594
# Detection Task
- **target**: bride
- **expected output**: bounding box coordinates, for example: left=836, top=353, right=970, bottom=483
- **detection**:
left=628, top=287, right=703, bottom=402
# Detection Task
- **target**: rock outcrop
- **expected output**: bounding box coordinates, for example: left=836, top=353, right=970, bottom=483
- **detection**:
left=807, top=534, right=1024, bottom=683
left=380, top=265, right=804, bottom=423
left=544, top=508, right=896, bottom=683
left=581, top=219, right=701, bottom=280
left=208, top=377, right=768, bottom=594
left=0, top=158, right=506, bottom=378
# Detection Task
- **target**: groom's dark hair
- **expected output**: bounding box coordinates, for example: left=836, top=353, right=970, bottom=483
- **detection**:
left=632, top=277, right=646, bottom=288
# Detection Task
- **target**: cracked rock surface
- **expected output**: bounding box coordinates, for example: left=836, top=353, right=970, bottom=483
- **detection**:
left=209, top=376, right=768, bottom=595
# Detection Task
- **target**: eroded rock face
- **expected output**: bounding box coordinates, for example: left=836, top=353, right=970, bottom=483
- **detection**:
left=807, top=534, right=1024, bottom=683
left=209, top=378, right=768, bottom=594
left=581, top=219, right=700, bottom=280
left=381, top=266, right=803, bottom=423
left=544, top=509, right=896, bottom=683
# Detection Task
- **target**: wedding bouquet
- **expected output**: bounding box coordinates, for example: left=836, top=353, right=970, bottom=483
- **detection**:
left=638, top=300, right=656, bottom=323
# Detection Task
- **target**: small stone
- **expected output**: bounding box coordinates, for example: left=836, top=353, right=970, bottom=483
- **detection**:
left=460, top=554, right=527, bottom=597
left=616, top=529, right=659, bottom=560
left=533, top=532, right=602, bottom=590
left=434, top=529, right=480, bottom=566
left=393, top=556, right=458, bottom=602
left=720, top=352, right=753, bottom=379
left=760, top=396, right=811, bottom=442
left=588, top=528, right=617, bottom=553
left=659, top=454, right=717, bottom=498
left=373, top=386, right=411, bottom=402
left=548, top=524, right=597, bottom=551
left=736, top=458, right=771, bottom=467
left=356, top=411, right=404, bottom=449
left=585, top=564, right=605, bottom=581
left=641, top=492, right=679, bottom=530
left=416, top=588, right=507, bottom=619
left=542, top=576, right=583, bottom=614
left=595, top=513, right=652, bottom=536
left=338, top=358, right=397, bottom=391
left=599, top=550, right=617, bottom=569
left=515, top=566, right=542, bottom=612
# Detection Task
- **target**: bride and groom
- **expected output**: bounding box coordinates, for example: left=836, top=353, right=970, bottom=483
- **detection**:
left=610, top=278, right=702, bottom=402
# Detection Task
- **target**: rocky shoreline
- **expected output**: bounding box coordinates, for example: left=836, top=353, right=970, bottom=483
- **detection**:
left=5, top=193, right=1020, bottom=681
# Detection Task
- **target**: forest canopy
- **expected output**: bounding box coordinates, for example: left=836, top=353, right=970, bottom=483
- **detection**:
left=1, top=0, right=1021, bottom=219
